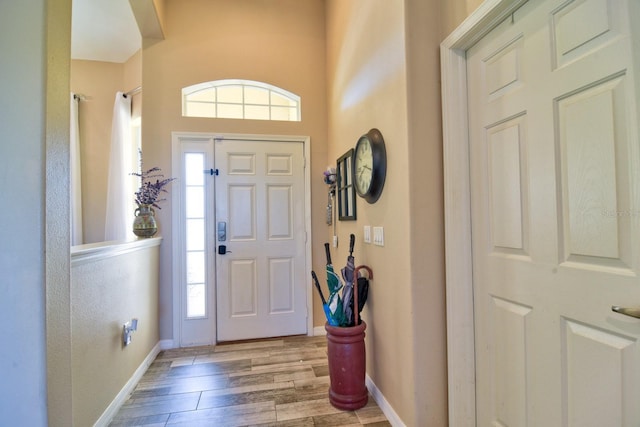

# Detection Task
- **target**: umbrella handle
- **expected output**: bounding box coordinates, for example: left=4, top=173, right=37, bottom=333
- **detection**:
left=354, top=265, right=373, bottom=280
left=353, top=265, right=372, bottom=326
left=349, top=233, right=355, bottom=255
left=311, top=271, right=327, bottom=305
left=324, top=242, right=332, bottom=265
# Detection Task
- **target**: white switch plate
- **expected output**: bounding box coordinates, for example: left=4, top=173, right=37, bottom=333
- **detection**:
left=364, top=226, right=371, bottom=243
left=373, top=226, right=384, bottom=246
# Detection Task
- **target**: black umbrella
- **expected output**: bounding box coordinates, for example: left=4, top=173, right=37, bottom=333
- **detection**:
left=353, top=265, right=372, bottom=325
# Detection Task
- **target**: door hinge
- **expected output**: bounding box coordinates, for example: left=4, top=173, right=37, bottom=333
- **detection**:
left=205, top=168, right=219, bottom=176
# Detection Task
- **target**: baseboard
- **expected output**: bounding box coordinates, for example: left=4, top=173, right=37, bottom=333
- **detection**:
left=159, top=338, right=175, bottom=350
left=366, top=374, right=406, bottom=427
left=93, top=341, right=162, bottom=427
left=313, top=326, right=326, bottom=336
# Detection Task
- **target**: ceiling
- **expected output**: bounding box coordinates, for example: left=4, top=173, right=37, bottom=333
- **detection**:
left=71, top=0, right=142, bottom=63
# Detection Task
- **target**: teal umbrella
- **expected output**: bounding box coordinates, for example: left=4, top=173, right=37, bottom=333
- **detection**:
left=324, top=243, right=346, bottom=326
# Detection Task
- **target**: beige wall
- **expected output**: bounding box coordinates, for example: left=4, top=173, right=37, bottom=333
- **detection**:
left=152, top=0, right=166, bottom=34
left=71, top=241, right=160, bottom=426
left=441, top=0, right=485, bottom=37
left=124, top=50, right=143, bottom=93
left=405, top=0, right=450, bottom=424
left=324, top=0, right=481, bottom=424
left=71, top=52, right=142, bottom=244
left=325, top=1, right=429, bottom=425
left=142, top=0, right=328, bottom=339
left=71, top=60, right=122, bottom=244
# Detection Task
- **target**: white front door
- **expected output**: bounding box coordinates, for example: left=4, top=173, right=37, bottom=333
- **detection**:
left=172, top=133, right=309, bottom=347
left=467, top=0, right=640, bottom=425
left=215, top=138, right=307, bottom=341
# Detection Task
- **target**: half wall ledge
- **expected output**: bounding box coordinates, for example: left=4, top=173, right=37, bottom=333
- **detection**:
left=71, top=237, right=162, bottom=266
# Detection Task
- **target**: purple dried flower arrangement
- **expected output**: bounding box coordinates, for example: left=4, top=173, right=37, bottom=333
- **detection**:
left=131, top=152, right=176, bottom=209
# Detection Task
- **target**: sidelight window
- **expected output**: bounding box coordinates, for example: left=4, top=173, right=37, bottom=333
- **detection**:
left=184, top=153, right=207, bottom=318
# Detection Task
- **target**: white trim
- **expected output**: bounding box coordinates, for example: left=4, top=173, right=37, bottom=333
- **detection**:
left=313, top=326, right=326, bottom=336
left=303, top=136, right=312, bottom=337
left=93, top=341, right=162, bottom=427
left=171, top=132, right=313, bottom=345
left=440, top=1, right=528, bottom=426
left=171, top=134, right=181, bottom=349
left=366, top=375, right=405, bottom=427
left=159, top=339, right=175, bottom=350
left=172, top=133, right=217, bottom=347
left=71, top=237, right=162, bottom=267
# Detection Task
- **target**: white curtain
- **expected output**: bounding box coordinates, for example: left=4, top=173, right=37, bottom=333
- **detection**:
left=104, top=92, right=132, bottom=241
left=70, top=93, right=83, bottom=245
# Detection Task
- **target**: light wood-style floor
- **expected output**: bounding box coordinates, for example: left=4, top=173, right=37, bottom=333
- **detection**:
left=109, top=335, right=390, bottom=426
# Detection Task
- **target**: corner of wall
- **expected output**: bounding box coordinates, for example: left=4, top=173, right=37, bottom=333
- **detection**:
left=130, top=0, right=165, bottom=40
left=46, top=0, right=73, bottom=425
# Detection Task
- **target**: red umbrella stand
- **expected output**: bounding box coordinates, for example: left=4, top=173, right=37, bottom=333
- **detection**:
left=325, top=264, right=373, bottom=411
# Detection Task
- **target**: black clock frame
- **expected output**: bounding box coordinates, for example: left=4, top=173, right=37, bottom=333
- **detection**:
left=354, top=128, right=387, bottom=204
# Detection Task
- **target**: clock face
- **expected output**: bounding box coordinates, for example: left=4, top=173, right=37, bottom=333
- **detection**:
left=354, top=137, right=373, bottom=195
left=353, top=129, right=386, bottom=203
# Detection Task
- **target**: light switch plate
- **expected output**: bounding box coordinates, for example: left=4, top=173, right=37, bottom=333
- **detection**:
left=373, top=226, right=384, bottom=246
left=364, top=226, right=371, bottom=243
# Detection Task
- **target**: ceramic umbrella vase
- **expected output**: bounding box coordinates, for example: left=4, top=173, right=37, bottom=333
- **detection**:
left=325, top=321, right=368, bottom=410
left=132, top=204, right=158, bottom=237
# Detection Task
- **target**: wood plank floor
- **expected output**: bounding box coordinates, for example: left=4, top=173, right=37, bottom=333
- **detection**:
left=109, top=335, right=390, bottom=426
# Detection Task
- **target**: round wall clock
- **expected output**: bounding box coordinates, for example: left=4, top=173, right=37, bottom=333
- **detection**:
left=353, top=128, right=387, bottom=204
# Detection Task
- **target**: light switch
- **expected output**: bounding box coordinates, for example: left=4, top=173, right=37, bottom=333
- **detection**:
left=373, top=226, right=384, bottom=246
left=364, top=226, right=371, bottom=244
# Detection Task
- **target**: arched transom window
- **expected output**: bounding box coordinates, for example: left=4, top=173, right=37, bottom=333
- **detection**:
left=182, top=79, right=301, bottom=121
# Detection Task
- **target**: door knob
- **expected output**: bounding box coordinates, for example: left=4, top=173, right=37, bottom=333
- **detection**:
left=611, top=305, right=640, bottom=319
left=218, top=245, right=232, bottom=255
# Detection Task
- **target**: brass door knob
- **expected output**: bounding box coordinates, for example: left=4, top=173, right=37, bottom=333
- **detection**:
left=611, top=306, right=640, bottom=319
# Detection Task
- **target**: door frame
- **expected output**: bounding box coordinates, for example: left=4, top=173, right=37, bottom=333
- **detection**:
left=171, top=131, right=313, bottom=348
left=440, top=1, right=528, bottom=425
